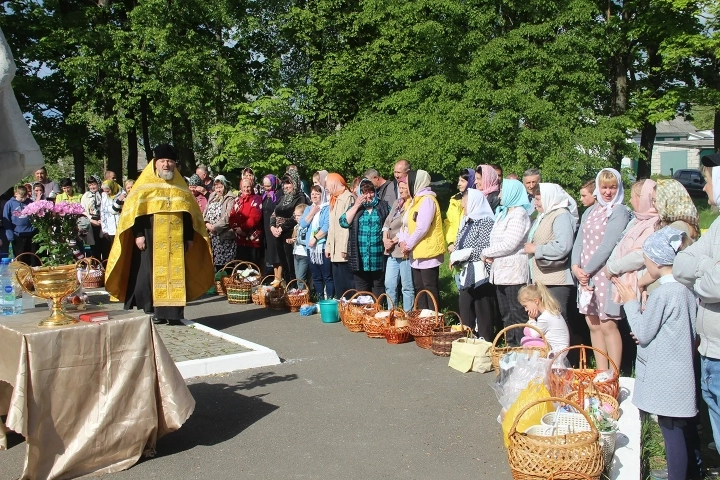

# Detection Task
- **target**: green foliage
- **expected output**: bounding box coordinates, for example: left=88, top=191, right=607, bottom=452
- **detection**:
left=1, top=0, right=714, bottom=188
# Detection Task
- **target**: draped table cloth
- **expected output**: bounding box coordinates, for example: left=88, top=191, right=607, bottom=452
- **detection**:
left=0, top=310, right=195, bottom=479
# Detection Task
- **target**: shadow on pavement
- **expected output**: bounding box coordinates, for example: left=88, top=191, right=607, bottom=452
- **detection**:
left=151, top=373, right=296, bottom=457
left=193, top=307, right=290, bottom=330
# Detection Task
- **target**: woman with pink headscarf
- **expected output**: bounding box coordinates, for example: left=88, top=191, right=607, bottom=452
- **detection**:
left=605, top=179, right=658, bottom=314
left=475, top=164, right=501, bottom=212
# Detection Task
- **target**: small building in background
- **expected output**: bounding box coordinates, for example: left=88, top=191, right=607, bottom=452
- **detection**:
left=630, top=117, right=715, bottom=176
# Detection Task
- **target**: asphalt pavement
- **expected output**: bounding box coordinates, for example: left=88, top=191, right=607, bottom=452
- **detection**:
left=1, top=295, right=511, bottom=480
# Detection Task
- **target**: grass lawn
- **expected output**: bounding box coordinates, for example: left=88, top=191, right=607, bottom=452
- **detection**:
left=695, top=196, right=719, bottom=231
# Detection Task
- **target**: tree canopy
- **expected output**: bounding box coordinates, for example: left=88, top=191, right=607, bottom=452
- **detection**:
left=2, top=0, right=717, bottom=190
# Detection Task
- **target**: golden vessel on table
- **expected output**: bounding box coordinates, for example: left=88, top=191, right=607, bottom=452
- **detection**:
left=14, top=259, right=91, bottom=327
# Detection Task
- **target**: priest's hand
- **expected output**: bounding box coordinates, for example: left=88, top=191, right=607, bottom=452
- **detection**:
left=136, top=236, right=146, bottom=251
left=185, top=240, right=193, bottom=252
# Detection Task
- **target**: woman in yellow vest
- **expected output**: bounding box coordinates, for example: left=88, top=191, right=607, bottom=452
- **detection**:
left=399, top=170, right=445, bottom=309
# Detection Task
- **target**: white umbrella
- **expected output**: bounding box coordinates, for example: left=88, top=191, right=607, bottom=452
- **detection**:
left=0, top=27, right=44, bottom=194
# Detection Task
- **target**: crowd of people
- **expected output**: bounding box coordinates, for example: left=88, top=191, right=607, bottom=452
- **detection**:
left=2, top=145, right=720, bottom=480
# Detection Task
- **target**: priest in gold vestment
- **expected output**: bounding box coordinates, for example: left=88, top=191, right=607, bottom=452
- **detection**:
left=105, top=144, right=214, bottom=325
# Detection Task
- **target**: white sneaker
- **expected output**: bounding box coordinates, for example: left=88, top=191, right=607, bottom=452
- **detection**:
left=710, top=441, right=717, bottom=451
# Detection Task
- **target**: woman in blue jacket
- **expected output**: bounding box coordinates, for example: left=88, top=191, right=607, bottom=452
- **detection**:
left=300, top=185, right=334, bottom=299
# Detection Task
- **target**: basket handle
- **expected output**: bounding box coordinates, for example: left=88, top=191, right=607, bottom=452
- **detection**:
left=340, top=288, right=357, bottom=300
left=285, top=278, right=308, bottom=294
left=75, top=258, right=94, bottom=286
left=11, top=252, right=43, bottom=267
left=442, top=311, right=462, bottom=327
left=230, top=261, right=260, bottom=278
left=491, top=322, right=548, bottom=350
left=259, top=274, right=276, bottom=286
left=347, top=290, right=378, bottom=304
left=550, top=344, right=619, bottom=377
left=508, top=396, right=598, bottom=438
left=412, top=289, right=439, bottom=317
left=375, top=293, right=394, bottom=311
left=78, top=256, right=103, bottom=271
left=221, top=260, right=243, bottom=274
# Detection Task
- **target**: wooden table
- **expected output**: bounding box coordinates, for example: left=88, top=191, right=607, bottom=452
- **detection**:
left=0, top=308, right=195, bottom=479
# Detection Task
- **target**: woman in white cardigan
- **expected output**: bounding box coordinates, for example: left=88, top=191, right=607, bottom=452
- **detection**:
left=481, top=179, right=532, bottom=346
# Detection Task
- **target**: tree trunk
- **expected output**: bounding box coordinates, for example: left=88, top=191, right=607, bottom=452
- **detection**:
left=104, top=98, right=123, bottom=176
left=638, top=121, right=655, bottom=178
left=140, top=94, right=153, bottom=162
left=715, top=110, right=720, bottom=153
left=72, top=145, right=86, bottom=193
left=127, top=119, right=138, bottom=180
left=171, top=115, right=195, bottom=175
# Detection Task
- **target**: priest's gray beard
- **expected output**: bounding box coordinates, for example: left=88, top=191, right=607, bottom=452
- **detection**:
left=158, top=170, right=175, bottom=181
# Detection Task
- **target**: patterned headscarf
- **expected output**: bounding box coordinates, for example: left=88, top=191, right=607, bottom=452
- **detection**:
left=654, top=179, right=699, bottom=235
left=262, top=174, right=279, bottom=203
left=101, top=179, right=121, bottom=196
left=477, top=165, right=500, bottom=196
left=495, top=179, right=532, bottom=221
left=278, top=170, right=302, bottom=208
left=326, top=173, right=348, bottom=208
left=188, top=174, right=202, bottom=187
left=643, top=226, right=686, bottom=266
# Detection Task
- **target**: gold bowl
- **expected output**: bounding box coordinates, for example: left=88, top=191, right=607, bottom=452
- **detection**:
left=15, top=260, right=90, bottom=327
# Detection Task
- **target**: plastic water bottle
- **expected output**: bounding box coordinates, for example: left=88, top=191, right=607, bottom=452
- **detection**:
left=0, top=258, right=15, bottom=315
left=13, top=282, right=23, bottom=314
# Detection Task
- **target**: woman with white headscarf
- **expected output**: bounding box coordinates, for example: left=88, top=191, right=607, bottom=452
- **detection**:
left=571, top=168, right=630, bottom=371
left=524, top=183, right=578, bottom=322
left=383, top=178, right=415, bottom=311
left=299, top=184, right=334, bottom=299
left=399, top=170, right=446, bottom=309
left=449, top=189, right=496, bottom=339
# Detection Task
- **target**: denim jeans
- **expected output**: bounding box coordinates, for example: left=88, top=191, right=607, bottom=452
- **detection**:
left=385, top=256, right=414, bottom=312
left=293, top=254, right=309, bottom=287
left=701, top=356, right=720, bottom=449
left=309, top=253, right=335, bottom=299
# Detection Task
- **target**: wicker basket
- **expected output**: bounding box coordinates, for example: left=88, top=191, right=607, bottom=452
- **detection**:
left=364, top=293, right=396, bottom=339
left=342, top=291, right=377, bottom=332
left=407, top=290, right=444, bottom=349
left=252, top=275, right=275, bottom=306
left=78, top=257, right=104, bottom=288
left=338, top=289, right=358, bottom=322
left=267, top=289, right=287, bottom=310
left=226, top=261, right=261, bottom=304
left=546, top=471, right=595, bottom=480
left=286, top=279, right=310, bottom=312
left=507, top=397, right=604, bottom=480
left=563, top=389, right=620, bottom=422
left=214, top=263, right=234, bottom=297
left=490, top=323, right=550, bottom=374
left=548, top=345, right=620, bottom=400
left=431, top=311, right=471, bottom=357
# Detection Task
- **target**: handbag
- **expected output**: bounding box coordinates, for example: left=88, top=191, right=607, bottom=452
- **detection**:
left=448, top=335, right=492, bottom=373
left=535, top=256, right=569, bottom=273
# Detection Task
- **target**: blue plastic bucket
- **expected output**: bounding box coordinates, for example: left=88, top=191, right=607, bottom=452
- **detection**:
left=318, top=299, right=339, bottom=323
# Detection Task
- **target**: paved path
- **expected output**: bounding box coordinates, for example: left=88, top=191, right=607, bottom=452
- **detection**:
left=1, top=294, right=510, bottom=480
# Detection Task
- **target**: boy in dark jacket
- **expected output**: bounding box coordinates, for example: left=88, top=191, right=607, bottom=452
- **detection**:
left=2, top=185, right=36, bottom=261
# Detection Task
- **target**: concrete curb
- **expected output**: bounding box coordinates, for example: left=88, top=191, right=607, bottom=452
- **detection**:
left=610, top=377, right=641, bottom=480
left=175, top=319, right=282, bottom=379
